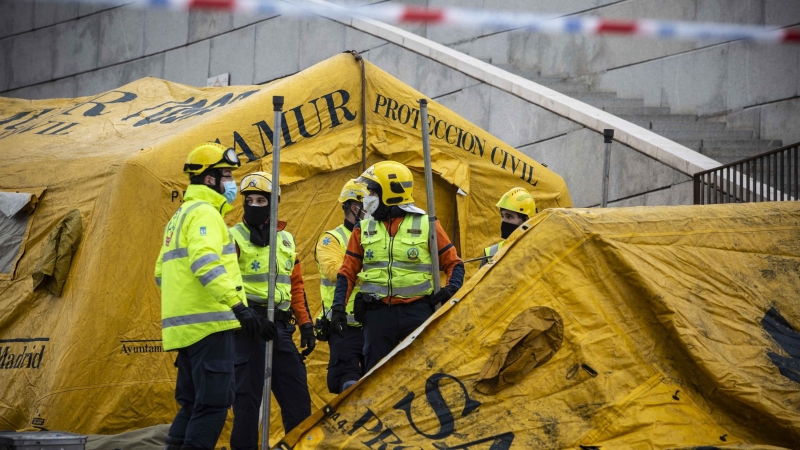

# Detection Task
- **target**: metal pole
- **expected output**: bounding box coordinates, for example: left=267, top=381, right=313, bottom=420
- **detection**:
left=418, top=99, right=441, bottom=294
left=601, top=129, right=614, bottom=208
left=261, top=95, right=283, bottom=450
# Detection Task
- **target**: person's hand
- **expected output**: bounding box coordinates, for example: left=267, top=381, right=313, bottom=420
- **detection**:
left=432, top=285, right=458, bottom=307
left=330, top=305, right=348, bottom=337
left=232, top=303, right=262, bottom=337
left=299, top=323, right=316, bottom=356
left=260, top=317, right=277, bottom=341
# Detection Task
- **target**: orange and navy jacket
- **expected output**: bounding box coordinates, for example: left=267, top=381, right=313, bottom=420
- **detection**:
left=333, top=214, right=465, bottom=308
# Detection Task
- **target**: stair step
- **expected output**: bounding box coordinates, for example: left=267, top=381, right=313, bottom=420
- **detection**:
left=701, top=148, right=784, bottom=160
left=711, top=155, right=789, bottom=166
left=700, top=139, right=783, bottom=149
left=658, top=130, right=754, bottom=140
left=650, top=121, right=727, bottom=131
left=619, top=114, right=697, bottom=122
left=605, top=106, right=671, bottom=115
left=584, top=97, right=644, bottom=108
left=568, top=91, right=618, bottom=99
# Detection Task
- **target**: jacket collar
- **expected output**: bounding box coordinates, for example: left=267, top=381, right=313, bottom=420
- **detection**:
left=184, top=184, right=232, bottom=216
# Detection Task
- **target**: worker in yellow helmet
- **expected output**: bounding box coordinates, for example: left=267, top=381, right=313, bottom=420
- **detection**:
left=314, top=179, right=369, bottom=393
left=229, top=172, right=313, bottom=445
left=481, top=187, right=537, bottom=267
left=155, top=142, right=264, bottom=450
left=330, top=161, right=465, bottom=372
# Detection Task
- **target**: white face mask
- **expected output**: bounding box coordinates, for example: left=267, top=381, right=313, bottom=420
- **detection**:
left=363, top=195, right=380, bottom=215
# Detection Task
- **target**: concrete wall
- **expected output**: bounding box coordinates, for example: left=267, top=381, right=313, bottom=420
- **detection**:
left=0, top=0, right=705, bottom=207
left=425, top=0, right=800, bottom=146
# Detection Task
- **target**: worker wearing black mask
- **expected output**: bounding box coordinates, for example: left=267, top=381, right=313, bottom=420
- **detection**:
left=228, top=172, right=314, bottom=448
left=480, top=187, right=537, bottom=267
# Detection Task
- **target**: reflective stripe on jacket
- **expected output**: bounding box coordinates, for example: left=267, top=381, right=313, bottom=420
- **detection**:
left=481, top=240, right=505, bottom=267
left=229, top=222, right=295, bottom=311
left=155, top=184, right=244, bottom=351
left=315, top=224, right=359, bottom=324
left=357, top=214, right=433, bottom=299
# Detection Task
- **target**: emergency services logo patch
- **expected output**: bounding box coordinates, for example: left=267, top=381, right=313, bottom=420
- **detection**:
left=251, top=261, right=261, bottom=271
left=322, top=236, right=331, bottom=246
left=285, top=259, right=293, bottom=270
left=199, top=226, right=207, bottom=236
left=407, top=248, right=420, bottom=260
left=365, top=249, right=374, bottom=260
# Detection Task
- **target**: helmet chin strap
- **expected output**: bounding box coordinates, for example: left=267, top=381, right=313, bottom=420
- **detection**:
left=354, top=204, right=366, bottom=221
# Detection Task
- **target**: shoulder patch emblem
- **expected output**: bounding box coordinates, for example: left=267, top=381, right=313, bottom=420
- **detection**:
left=365, top=249, right=374, bottom=260
left=199, top=226, right=207, bottom=236
left=407, top=247, right=420, bottom=260
left=322, top=236, right=331, bottom=246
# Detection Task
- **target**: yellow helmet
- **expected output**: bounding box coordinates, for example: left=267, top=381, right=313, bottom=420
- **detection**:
left=240, top=172, right=281, bottom=196
left=497, top=187, right=536, bottom=217
left=183, top=142, right=240, bottom=176
left=338, top=179, right=368, bottom=203
left=357, top=161, right=414, bottom=206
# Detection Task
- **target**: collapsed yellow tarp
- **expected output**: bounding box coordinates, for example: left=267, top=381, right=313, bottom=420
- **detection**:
left=0, top=53, right=570, bottom=441
left=285, top=202, right=800, bottom=449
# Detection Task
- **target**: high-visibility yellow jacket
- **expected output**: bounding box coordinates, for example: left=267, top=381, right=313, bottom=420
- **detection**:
left=358, top=214, right=433, bottom=299
left=229, top=222, right=295, bottom=310
left=481, top=240, right=505, bottom=267
left=155, top=184, right=245, bottom=351
left=315, top=224, right=359, bottom=325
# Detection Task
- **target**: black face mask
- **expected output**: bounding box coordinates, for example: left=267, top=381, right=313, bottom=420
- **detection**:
left=370, top=202, right=392, bottom=221
left=500, top=221, right=519, bottom=239
left=244, top=204, right=271, bottom=228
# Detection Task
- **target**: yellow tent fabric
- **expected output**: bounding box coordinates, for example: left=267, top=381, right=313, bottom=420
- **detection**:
left=32, top=209, right=83, bottom=296
left=285, top=202, right=800, bottom=449
left=0, top=53, right=570, bottom=440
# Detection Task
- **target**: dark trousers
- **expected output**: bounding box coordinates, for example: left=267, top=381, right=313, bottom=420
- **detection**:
left=167, top=330, right=235, bottom=450
left=230, top=320, right=312, bottom=450
left=362, top=299, right=433, bottom=372
left=327, top=325, right=365, bottom=393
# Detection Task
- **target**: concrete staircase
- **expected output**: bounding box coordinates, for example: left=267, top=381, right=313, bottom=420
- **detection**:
left=496, top=65, right=783, bottom=165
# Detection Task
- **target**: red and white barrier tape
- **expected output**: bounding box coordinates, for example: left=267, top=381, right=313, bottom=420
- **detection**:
left=33, top=0, right=800, bottom=44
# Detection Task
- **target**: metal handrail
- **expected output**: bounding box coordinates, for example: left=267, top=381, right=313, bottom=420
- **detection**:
left=693, top=142, right=799, bottom=205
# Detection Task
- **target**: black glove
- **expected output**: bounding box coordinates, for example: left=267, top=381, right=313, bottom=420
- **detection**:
left=299, top=323, right=316, bottom=356
left=260, top=317, right=277, bottom=341
left=232, top=303, right=262, bottom=338
left=432, top=285, right=457, bottom=308
left=330, top=305, right=348, bottom=338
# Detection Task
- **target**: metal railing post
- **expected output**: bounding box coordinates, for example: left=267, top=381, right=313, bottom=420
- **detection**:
left=602, top=129, right=614, bottom=208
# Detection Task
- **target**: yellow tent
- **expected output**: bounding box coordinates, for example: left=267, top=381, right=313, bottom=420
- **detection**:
left=285, top=201, right=800, bottom=449
left=0, top=53, right=570, bottom=440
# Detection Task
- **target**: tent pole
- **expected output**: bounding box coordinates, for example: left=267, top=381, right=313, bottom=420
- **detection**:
left=359, top=54, right=367, bottom=172
left=261, top=95, right=283, bottom=450
left=601, top=129, right=614, bottom=208
left=418, top=99, right=440, bottom=294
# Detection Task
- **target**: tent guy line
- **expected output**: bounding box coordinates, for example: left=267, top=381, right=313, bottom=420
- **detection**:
left=22, top=0, right=800, bottom=45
